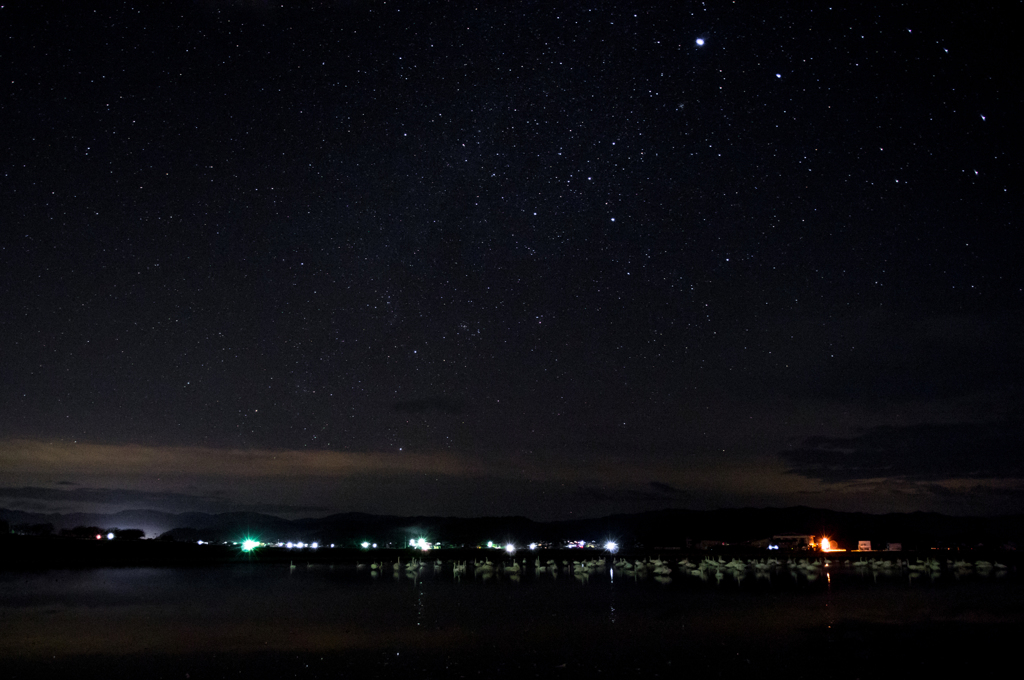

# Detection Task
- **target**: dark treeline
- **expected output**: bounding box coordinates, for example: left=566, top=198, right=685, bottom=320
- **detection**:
left=6, top=522, right=146, bottom=540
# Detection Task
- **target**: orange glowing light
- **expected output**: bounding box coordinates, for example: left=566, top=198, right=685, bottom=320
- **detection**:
left=820, top=537, right=831, bottom=552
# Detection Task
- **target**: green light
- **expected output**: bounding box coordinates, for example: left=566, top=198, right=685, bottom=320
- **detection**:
left=241, top=539, right=259, bottom=552
left=361, top=541, right=370, bottom=549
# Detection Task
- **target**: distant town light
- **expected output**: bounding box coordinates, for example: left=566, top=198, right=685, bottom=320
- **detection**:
left=819, top=537, right=845, bottom=552
left=604, top=541, right=618, bottom=553
left=529, top=543, right=537, bottom=551
left=505, top=543, right=516, bottom=555
left=241, top=539, right=259, bottom=552
left=107, top=532, right=115, bottom=540
left=310, top=542, right=318, bottom=550
left=361, top=541, right=371, bottom=549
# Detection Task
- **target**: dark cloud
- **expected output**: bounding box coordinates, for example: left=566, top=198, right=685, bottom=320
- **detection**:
left=921, top=483, right=1024, bottom=500
left=0, top=486, right=328, bottom=515
left=649, top=481, right=687, bottom=497
left=392, top=397, right=467, bottom=415
left=581, top=482, right=688, bottom=504
left=231, top=501, right=333, bottom=515
left=0, top=486, right=209, bottom=505
left=780, top=421, right=1024, bottom=483
left=580, top=487, right=670, bottom=503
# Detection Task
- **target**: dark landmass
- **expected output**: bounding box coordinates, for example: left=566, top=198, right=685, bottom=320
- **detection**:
left=3, top=506, right=1023, bottom=553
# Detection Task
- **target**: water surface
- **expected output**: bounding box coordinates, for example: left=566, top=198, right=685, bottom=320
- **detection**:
left=2, top=560, right=1021, bottom=678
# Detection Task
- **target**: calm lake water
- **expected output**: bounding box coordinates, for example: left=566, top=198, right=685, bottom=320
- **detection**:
left=2, top=558, right=1022, bottom=678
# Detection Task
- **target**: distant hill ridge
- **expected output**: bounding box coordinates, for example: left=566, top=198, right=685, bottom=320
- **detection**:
left=2, top=506, right=1023, bottom=549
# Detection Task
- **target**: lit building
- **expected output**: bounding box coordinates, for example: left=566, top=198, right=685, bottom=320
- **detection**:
left=771, top=534, right=815, bottom=549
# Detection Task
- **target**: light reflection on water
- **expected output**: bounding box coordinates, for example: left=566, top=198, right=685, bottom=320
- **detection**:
left=1, top=559, right=1022, bottom=675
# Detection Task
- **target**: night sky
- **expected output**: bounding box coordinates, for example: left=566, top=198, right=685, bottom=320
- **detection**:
left=2, top=1, right=1021, bottom=520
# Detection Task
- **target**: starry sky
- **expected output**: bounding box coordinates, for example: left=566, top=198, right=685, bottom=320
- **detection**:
left=1, top=0, right=1021, bottom=520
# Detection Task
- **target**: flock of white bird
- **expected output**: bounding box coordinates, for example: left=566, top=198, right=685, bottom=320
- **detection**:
left=345, top=553, right=1012, bottom=584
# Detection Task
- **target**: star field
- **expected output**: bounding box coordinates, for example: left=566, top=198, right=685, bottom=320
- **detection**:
left=0, top=1, right=1021, bottom=518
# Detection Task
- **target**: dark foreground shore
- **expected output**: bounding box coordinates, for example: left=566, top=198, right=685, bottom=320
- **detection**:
left=3, top=620, right=1023, bottom=679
